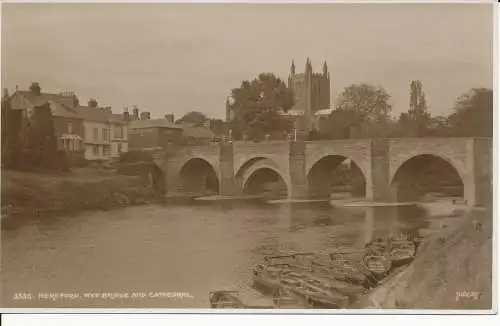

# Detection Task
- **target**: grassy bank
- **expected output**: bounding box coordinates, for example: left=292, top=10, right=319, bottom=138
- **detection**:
left=354, top=206, right=493, bottom=309
left=1, top=168, right=157, bottom=217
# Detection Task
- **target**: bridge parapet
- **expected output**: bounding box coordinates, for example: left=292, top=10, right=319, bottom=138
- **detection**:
left=233, top=140, right=291, bottom=155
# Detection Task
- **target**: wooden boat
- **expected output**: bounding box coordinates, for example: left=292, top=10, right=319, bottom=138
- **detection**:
left=263, top=253, right=316, bottom=265
left=209, top=290, right=246, bottom=308
left=252, top=262, right=358, bottom=309
left=252, top=263, right=288, bottom=292
left=286, top=278, right=350, bottom=308
left=326, top=258, right=379, bottom=289
left=362, top=254, right=392, bottom=279
left=388, top=240, right=417, bottom=267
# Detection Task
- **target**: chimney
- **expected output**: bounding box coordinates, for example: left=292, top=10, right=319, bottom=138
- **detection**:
left=140, top=111, right=151, bottom=120
left=132, top=105, right=139, bottom=120
left=123, top=107, right=130, bottom=122
left=30, top=82, right=41, bottom=96
left=101, top=106, right=112, bottom=114
left=164, top=114, right=174, bottom=124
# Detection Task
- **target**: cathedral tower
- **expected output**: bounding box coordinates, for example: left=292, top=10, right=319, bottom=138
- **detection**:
left=287, top=58, right=331, bottom=135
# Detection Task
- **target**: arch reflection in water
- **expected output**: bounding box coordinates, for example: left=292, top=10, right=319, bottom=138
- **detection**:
left=242, top=168, right=289, bottom=199
left=274, top=202, right=429, bottom=248
left=362, top=205, right=430, bottom=245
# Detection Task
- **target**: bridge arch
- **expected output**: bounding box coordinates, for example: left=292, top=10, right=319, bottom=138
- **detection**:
left=390, top=153, right=464, bottom=202
left=236, top=157, right=290, bottom=199
left=306, top=154, right=368, bottom=199
left=177, top=157, right=220, bottom=196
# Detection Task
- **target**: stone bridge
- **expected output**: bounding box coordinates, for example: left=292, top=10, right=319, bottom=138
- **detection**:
left=153, top=138, right=492, bottom=206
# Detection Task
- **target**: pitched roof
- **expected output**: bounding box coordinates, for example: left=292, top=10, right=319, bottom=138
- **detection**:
left=109, top=113, right=127, bottom=124
left=10, top=91, right=126, bottom=123
left=48, top=100, right=81, bottom=118
left=10, top=91, right=81, bottom=119
left=76, top=105, right=111, bottom=123
left=128, top=119, right=183, bottom=130
left=181, top=125, right=217, bottom=139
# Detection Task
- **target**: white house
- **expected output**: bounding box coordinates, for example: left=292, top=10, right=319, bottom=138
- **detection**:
left=77, top=102, right=128, bottom=160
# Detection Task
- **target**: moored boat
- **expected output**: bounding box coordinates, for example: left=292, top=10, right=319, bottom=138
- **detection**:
left=208, top=290, right=246, bottom=308
left=362, top=254, right=392, bottom=279
left=252, top=263, right=354, bottom=308
left=388, top=240, right=417, bottom=267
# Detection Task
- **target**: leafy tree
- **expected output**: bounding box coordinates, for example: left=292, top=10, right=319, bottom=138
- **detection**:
left=448, top=88, right=492, bottom=137
left=335, top=83, right=392, bottom=123
left=426, top=115, right=452, bottom=137
left=405, top=80, right=431, bottom=137
left=175, top=111, right=208, bottom=126
left=228, top=73, right=295, bottom=140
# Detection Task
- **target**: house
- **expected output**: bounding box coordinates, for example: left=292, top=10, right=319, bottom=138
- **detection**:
left=77, top=100, right=128, bottom=160
left=177, top=123, right=218, bottom=145
left=128, top=118, right=183, bottom=151
left=8, top=83, right=85, bottom=165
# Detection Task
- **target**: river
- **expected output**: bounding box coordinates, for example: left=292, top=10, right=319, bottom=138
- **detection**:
left=1, top=200, right=455, bottom=308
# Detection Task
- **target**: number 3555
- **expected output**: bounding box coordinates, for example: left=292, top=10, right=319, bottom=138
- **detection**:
left=13, top=292, right=32, bottom=300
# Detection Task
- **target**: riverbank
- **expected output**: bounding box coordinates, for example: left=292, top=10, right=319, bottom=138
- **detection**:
left=353, top=206, right=493, bottom=310
left=1, top=168, right=157, bottom=219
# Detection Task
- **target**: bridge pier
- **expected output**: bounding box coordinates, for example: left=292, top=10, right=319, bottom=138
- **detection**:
left=219, top=143, right=238, bottom=196
left=289, top=141, right=309, bottom=199
left=367, top=139, right=397, bottom=203
left=464, top=138, right=492, bottom=207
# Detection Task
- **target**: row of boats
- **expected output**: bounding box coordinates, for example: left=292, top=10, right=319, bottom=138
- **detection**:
left=209, top=233, right=422, bottom=309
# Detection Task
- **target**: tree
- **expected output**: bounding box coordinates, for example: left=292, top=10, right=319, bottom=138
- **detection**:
left=228, top=73, right=295, bottom=140
left=406, top=80, right=431, bottom=137
left=426, top=115, right=452, bottom=137
left=335, top=84, right=392, bottom=123
left=448, top=88, right=492, bottom=137
left=175, top=111, right=208, bottom=126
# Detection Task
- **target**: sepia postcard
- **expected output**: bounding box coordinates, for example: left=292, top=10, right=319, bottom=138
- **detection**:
left=0, top=0, right=496, bottom=314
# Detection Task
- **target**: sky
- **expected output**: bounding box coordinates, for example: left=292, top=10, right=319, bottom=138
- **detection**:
left=1, top=2, right=494, bottom=120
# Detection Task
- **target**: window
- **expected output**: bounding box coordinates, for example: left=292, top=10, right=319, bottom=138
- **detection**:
left=114, top=125, right=123, bottom=139
left=117, top=143, right=122, bottom=154
left=68, top=123, right=73, bottom=134
left=94, top=128, right=98, bottom=140
left=92, top=145, right=100, bottom=156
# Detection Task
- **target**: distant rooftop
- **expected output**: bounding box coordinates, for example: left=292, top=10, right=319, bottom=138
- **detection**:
left=128, top=119, right=183, bottom=130
left=181, top=125, right=217, bottom=139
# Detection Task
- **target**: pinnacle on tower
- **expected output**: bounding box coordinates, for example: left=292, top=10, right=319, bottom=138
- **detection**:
left=290, top=60, right=295, bottom=75
left=323, top=61, right=328, bottom=76
left=305, top=57, right=312, bottom=74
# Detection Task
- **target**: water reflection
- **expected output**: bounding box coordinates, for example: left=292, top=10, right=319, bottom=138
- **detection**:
left=1, top=201, right=430, bottom=308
